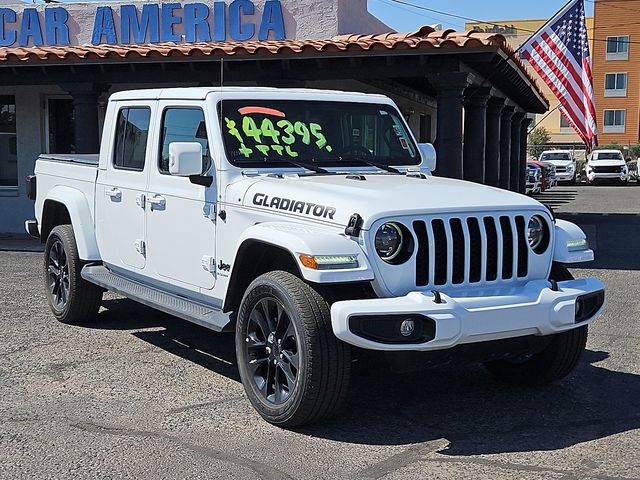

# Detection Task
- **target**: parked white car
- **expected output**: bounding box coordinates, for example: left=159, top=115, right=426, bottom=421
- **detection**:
left=26, top=88, right=606, bottom=427
left=539, top=150, right=576, bottom=184
left=586, top=150, right=629, bottom=185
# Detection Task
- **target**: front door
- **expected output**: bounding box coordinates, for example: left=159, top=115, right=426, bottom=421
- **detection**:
left=95, top=105, right=152, bottom=270
left=145, top=104, right=217, bottom=291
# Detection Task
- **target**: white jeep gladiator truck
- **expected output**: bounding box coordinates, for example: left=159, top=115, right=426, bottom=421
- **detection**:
left=27, top=88, right=606, bottom=427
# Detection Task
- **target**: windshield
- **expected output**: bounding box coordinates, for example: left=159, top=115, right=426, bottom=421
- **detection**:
left=219, top=100, right=419, bottom=168
left=593, top=152, right=623, bottom=161
left=541, top=152, right=571, bottom=161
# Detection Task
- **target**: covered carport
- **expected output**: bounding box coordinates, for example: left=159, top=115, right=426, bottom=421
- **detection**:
left=0, top=26, right=548, bottom=192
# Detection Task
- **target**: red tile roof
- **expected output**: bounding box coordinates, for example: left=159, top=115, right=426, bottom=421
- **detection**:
left=0, top=26, right=543, bottom=99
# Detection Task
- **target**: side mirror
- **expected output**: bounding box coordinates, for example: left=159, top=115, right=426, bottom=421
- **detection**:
left=169, top=142, right=203, bottom=177
left=418, top=143, right=437, bottom=172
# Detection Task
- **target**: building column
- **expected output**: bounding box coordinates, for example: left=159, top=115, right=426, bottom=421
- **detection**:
left=519, top=117, right=533, bottom=194
left=428, top=72, right=471, bottom=179
left=484, top=97, right=505, bottom=188
left=463, top=87, right=491, bottom=184
left=510, top=112, right=525, bottom=193
left=62, top=83, right=106, bottom=154
left=499, top=106, right=515, bottom=190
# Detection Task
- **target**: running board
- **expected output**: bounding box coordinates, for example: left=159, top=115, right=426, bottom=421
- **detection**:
left=81, top=265, right=231, bottom=332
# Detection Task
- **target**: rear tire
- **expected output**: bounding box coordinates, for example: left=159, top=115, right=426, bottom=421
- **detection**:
left=484, top=264, right=588, bottom=385
left=44, top=225, right=103, bottom=325
left=236, top=271, right=350, bottom=427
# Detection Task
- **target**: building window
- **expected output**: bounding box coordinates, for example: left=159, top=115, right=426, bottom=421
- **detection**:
left=560, top=114, right=572, bottom=131
left=606, top=36, right=629, bottom=60
left=604, top=73, right=628, bottom=97
left=159, top=108, right=210, bottom=174
left=47, top=98, right=75, bottom=154
left=0, top=95, right=17, bottom=188
left=113, top=107, right=151, bottom=171
left=527, top=112, right=537, bottom=129
left=603, top=109, right=626, bottom=133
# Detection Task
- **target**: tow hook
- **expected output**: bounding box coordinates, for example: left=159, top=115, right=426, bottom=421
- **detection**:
left=431, top=290, right=443, bottom=304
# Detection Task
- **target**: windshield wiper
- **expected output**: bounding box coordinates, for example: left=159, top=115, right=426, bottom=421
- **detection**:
left=266, top=158, right=330, bottom=174
left=339, top=156, right=402, bottom=174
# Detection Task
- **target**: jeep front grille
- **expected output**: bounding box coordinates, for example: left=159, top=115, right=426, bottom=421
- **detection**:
left=412, top=215, right=529, bottom=288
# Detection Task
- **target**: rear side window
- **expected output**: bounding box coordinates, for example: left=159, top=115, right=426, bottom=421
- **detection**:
left=159, top=108, right=210, bottom=174
left=113, top=107, right=151, bottom=171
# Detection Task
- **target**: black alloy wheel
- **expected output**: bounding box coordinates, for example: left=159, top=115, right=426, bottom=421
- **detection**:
left=245, top=297, right=300, bottom=405
left=236, top=271, right=350, bottom=427
left=43, top=224, right=103, bottom=324
left=47, top=239, right=70, bottom=311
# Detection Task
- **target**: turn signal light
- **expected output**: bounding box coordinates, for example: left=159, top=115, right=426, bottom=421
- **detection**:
left=299, top=254, right=359, bottom=270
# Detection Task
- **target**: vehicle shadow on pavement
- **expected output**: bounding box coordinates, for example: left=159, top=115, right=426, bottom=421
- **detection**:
left=87, top=298, right=240, bottom=382
left=300, top=349, right=640, bottom=454
left=533, top=189, right=578, bottom=208
left=89, top=299, right=640, bottom=454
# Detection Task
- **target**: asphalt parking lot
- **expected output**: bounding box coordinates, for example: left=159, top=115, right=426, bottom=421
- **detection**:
left=1, top=185, right=639, bottom=479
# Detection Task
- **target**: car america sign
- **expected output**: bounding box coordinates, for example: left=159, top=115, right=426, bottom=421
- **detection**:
left=0, top=0, right=286, bottom=47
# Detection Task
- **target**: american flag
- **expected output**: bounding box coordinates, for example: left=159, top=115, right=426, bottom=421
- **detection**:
left=521, top=0, right=598, bottom=150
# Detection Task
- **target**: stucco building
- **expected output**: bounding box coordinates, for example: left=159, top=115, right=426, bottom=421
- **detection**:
left=0, top=0, right=547, bottom=233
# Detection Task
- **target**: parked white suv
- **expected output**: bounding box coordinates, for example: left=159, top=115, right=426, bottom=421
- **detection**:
left=26, top=88, right=606, bottom=427
left=539, top=150, right=576, bottom=184
left=587, top=150, right=629, bottom=185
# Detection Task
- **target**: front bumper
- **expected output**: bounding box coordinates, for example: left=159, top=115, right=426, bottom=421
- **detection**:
left=588, top=172, right=628, bottom=181
left=555, top=172, right=575, bottom=181
left=331, top=278, right=605, bottom=351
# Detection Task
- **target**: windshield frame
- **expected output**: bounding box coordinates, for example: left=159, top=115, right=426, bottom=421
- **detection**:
left=216, top=99, right=421, bottom=170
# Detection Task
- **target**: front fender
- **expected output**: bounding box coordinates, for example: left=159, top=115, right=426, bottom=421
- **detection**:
left=235, top=222, right=374, bottom=283
left=553, top=219, right=594, bottom=264
left=45, top=186, right=99, bottom=261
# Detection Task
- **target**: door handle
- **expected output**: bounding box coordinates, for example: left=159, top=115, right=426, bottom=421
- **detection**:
left=148, top=194, right=166, bottom=210
left=105, top=188, right=122, bottom=200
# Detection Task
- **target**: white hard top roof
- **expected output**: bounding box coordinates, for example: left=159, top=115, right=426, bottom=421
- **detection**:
left=541, top=150, right=572, bottom=154
left=109, top=87, right=391, bottom=103
left=593, top=149, right=623, bottom=154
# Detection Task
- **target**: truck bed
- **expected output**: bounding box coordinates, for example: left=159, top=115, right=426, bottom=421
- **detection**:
left=38, top=154, right=99, bottom=166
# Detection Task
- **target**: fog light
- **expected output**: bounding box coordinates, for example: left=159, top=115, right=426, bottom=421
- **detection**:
left=400, top=319, right=415, bottom=337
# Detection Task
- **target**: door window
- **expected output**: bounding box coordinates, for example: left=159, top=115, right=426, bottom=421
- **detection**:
left=113, top=107, right=151, bottom=171
left=159, top=108, right=210, bottom=174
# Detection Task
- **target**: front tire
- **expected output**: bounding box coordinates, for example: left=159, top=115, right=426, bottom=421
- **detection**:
left=44, top=225, right=103, bottom=324
left=484, top=264, right=588, bottom=385
left=236, top=271, right=350, bottom=427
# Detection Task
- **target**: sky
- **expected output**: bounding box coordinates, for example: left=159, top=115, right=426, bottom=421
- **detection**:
left=368, top=0, right=595, bottom=32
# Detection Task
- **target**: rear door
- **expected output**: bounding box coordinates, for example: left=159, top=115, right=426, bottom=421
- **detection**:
left=145, top=102, right=217, bottom=291
left=95, top=104, right=153, bottom=270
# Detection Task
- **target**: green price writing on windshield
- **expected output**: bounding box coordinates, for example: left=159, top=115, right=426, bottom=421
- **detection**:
left=225, top=114, right=333, bottom=159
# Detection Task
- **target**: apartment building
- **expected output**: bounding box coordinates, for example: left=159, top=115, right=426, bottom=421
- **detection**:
left=592, top=0, right=640, bottom=146
left=467, top=18, right=594, bottom=148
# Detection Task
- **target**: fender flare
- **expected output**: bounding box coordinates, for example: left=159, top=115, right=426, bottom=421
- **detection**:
left=232, top=222, right=374, bottom=284
left=553, top=219, right=594, bottom=264
left=44, top=186, right=100, bottom=261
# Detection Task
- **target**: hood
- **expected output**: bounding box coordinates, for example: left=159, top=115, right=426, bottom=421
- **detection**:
left=588, top=159, right=626, bottom=167
left=543, top=159, right=574, bottom=167
left=240, top=174, right=544, bottom=229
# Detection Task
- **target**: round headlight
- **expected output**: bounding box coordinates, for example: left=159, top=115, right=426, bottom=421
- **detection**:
left=528, top=215, right=546, bottom=251
left=375, top=223, right=404, bottom=262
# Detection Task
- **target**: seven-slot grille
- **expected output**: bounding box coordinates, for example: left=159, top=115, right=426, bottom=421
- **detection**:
left=412, top=215, right=529, bottom=288
left=592, top=165, right=622, bottom=174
